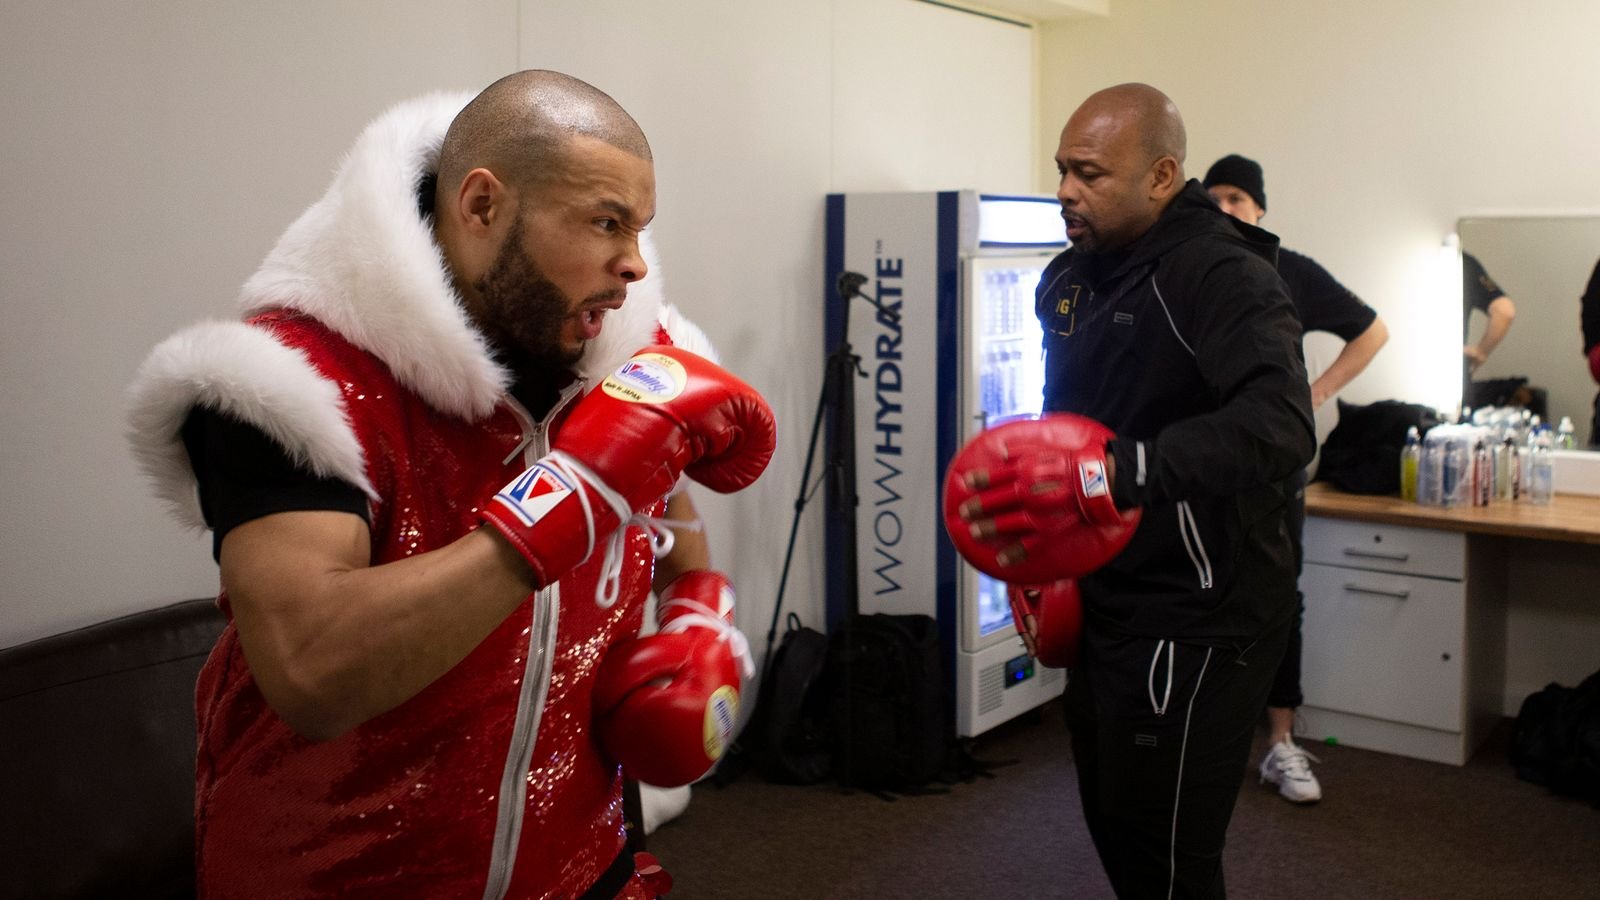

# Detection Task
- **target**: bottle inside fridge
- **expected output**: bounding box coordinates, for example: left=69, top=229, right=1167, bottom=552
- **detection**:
left=976, top=265, right=1047, bottom=425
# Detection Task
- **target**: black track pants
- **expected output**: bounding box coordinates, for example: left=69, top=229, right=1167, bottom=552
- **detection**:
left=1266, top=469, right=1307, bottom=711
left=1064, top=620, right=1290, bottom=899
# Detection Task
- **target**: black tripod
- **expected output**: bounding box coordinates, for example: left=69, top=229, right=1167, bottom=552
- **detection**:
left=727, top=272, right=895, bottom=789
left=763, top=270, right=895, bottom=669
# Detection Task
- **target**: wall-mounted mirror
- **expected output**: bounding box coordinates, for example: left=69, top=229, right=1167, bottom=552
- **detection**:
left=1457, top=214, right=1600, bottom=448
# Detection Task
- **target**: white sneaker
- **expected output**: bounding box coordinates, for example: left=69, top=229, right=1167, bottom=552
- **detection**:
left=1259, top=738, right=1322, bottom=804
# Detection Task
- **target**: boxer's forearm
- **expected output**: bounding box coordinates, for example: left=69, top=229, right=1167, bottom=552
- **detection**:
left=220, top=512, right=535, bottom=741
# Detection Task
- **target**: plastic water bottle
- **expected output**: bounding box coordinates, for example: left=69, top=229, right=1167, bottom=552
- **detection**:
left=1527, top=427, right=1555, bottom=505
left=1510, top=435, right=1523, bottom=500
left=1418, top=433, right=1443, bottom=506
left=1558, top=416, right=1576, bottom=450
left=1441, top=436, right=1467, bottom=507
left=1495, top=435, right=1516, bottom=501
left=980, top=346, right=996, bottom=413
left=1400, top=427, right=1421, bottom=502
left=1004, top=346, right=1020, bottom=414
left=1472, top=439, right=1492, bottom=506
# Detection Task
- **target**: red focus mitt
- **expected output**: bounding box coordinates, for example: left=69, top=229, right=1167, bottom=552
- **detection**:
left=942, top=414, right=1140, bottom=585
left=1008, top=580, right=1083, bottom=669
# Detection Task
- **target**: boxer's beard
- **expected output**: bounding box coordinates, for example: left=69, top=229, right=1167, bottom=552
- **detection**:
left=474, top=216, right=589, bottom=387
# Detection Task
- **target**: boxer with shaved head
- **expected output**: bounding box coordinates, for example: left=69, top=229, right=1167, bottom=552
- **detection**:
left=130, top=70, right=773, bottom=898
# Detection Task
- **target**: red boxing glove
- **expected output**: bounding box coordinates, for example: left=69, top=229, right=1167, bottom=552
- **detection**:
left=942, top=414, right=1141, bottom=585
left=1008, top=580, right=1083, bottom=669
left=592, top=570, right=753, bottom=788
left=1588, top=343, right=1600, bottom=384
left=481, top=347, right=775, bottom=593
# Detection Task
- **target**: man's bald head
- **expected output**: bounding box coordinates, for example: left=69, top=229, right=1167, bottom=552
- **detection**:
left=437, top=69, right=651, bottom=198
left=1054, top=83, right=1188, bottom=253
left=1070, top=83, right=1186, bottom=171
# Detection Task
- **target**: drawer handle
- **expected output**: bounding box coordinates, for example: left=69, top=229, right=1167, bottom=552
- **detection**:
left=1341, top=548, right=1410, bottom=563
left=1342, top=583, right=1411, bottom=601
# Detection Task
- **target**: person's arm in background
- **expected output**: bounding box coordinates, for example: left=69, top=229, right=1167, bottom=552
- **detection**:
left=654, top=489, right=710, bottom=591
left=1465, top=296, right=1516, bottom=372
left=1311, top=316, right=1388, bottom=408
left=1275, top=249, right=1384, bottom=410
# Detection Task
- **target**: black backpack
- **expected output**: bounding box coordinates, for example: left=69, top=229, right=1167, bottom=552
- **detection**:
left=1317, top=399, right=1442, bottom=494
left=825, top=613, right=952, bottom=795
left=1509, top=669, right=1600, bottom=806
left=736, top=613, right=833, bottom=785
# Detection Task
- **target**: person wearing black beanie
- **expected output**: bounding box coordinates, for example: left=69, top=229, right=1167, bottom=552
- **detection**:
left=1204, top=153, right=1391, bottom=806
left=1203, top=154, right=1267, bottom=215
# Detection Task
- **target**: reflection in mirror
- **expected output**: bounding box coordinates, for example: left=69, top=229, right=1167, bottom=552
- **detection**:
left=1457, top=215, right=1600, bottom=449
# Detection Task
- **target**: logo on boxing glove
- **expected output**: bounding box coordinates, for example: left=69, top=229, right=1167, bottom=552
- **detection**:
left=1078, top=458, right=1108, bottom=499
left=493, top=463, right=576, bottom=527
left=703, top=684, right=739, bottom=761
left=603, top=353, right=686, bottom=404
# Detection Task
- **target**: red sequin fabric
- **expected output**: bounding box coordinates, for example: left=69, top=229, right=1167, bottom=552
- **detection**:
left=194, top=311, right=659, bottom=898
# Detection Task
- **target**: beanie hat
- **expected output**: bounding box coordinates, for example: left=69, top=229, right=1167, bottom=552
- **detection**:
left=1203, top=154, right=1266, bottom=211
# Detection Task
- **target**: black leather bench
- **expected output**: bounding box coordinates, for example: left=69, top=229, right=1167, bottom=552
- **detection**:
left=0, top=599, right=223, bottom=900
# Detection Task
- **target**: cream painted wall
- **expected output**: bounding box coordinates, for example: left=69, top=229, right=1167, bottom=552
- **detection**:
left=1, top=0, right=1036, bottom=650
left=1039, top=0, right=1600, bottom=707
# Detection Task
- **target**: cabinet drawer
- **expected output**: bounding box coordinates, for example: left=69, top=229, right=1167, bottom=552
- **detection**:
left=1303, top=517, right=1464, bottom=580
left=1300, top=562, right=1465, bottom=732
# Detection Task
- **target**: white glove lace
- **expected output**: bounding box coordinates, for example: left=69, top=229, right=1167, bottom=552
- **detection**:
left=541, top=450, right=703, bottom=610
left=658, top=595, right=757, bottom=681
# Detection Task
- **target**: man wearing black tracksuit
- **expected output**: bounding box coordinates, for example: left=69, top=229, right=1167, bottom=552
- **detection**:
left=1037, top=85, right=1314, bottom=898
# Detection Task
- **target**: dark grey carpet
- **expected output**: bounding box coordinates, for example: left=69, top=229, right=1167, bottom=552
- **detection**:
left=648, top=702, right=1600, bottom=899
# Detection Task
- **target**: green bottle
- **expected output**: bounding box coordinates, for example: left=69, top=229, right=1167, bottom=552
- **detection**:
left=1400, top=426, right=1421, bottom=502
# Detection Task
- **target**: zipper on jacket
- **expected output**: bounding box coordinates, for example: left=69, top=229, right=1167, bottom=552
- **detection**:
left=1176, top=501, right=1214, bottom=591
left=481, top=381, right=586, bottom=900
left=481, top=582, right=559, bottom=900
left=500, top=381, right=585, bottom=467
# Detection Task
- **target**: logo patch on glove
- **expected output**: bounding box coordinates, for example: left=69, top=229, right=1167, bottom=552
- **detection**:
left=1078, top=458, right=1108, bottom=498
left=702, top=685, right=739, bottom=761
left=603, top=353, right=686, bottom=404
left=493, top=463, right=575, bottom=526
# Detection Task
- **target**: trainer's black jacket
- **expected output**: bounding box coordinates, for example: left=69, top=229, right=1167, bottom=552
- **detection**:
left=1034, top=179, right=1315, bottom=643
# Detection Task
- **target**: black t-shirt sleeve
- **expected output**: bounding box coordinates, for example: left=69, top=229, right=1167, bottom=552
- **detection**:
left=1463, top=252, right=1505, bottom=316
left=1277, top=248, right=1377, bottom=341
left=180, top=406, right=370, bottom=561
left=1581, top=256, right=1600, bottom=353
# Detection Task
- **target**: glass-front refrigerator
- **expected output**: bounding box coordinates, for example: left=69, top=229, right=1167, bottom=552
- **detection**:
left=824, top=191, right=1068, bottom=737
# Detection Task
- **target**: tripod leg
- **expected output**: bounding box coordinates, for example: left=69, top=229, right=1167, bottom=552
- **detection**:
left=762, top=364, right=836, bottom=668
